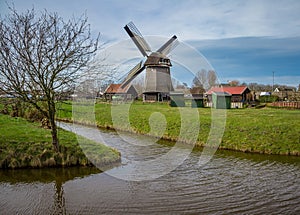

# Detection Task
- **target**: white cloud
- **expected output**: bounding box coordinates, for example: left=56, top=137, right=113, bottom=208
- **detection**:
left=2, top=0, right=299, bottom=87
left=3, top=0, right=300, bottom=41
left=101, top=0, right=300, bottom=40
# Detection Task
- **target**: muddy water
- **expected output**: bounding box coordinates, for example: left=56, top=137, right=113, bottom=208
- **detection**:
left=0, top=122, right=299, bottom=214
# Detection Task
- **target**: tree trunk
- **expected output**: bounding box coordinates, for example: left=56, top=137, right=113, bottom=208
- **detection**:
left=48, top=101, right=59, bottom=152
left=51, top=119, right=59, bottom=152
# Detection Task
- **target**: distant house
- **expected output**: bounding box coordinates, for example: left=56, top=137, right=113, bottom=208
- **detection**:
left=206, top=86, right=251, bottom=108
left=104, top=84, right=138, bottom=101
left=273, top=87, right=297, bottom=101
left=260, top=92, right=271, bottom=96
left=206, top=86, right=251, bottom=102
left=274, top=87, right=295, bottom=93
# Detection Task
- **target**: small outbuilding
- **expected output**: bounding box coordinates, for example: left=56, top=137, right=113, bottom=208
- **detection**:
left=169, top=92, right=185, bottom=107
left=191, top=94, right=204, bottom=108
left=104, top=84, right=138, bottom=101
left=206, top=86, right=251, bottom=108
left=212, top=92, right=232, bottom=109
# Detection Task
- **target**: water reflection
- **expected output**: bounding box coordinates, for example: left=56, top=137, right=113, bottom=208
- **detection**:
left=1, top=124, right=300, bottom=214
left=0, top=167, right=100, bottom=214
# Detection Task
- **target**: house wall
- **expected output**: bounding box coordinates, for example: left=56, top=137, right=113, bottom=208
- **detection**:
left=104, top=93, right=129, bottom=101
left=206, top=101, right=243, bottom=108
left=208, top=92, right=251, bottom=103
left=231, top=102, right=243, bottom=108
left=232, top=92, right=252, bottom=102
left=212, top=94, right=231, bottom=109
left=127, top=86, right=138, bottom=99
left=143, top=93, right=158, bottom=102
left=104, top=85, right=138, bottom=102
left=104, top=93, right=113, bottom=101
left=231, top=95, right=243, bottom=102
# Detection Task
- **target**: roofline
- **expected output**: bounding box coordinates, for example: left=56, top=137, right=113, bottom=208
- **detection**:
left=206, top=86, right=250, bottom=95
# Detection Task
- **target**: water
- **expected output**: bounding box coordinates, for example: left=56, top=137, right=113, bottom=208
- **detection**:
left=1, top=122, right=300, bottom=214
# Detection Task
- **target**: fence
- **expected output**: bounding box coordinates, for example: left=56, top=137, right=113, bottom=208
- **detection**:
left=206, top=102, right=244, bottom=108
left=231, top=102, right=243, bottom=108
left=271, top=101, right=300, bottom=109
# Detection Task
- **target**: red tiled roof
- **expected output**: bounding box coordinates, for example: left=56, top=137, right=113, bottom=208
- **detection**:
left=206, top=86, right=249, bottom=95
left=104, top=84, right=130, bottom=94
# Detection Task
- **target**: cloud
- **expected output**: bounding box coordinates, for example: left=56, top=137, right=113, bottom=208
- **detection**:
left=2, top=0, right=299, bottom=86
left=3, top=0, right=300, bottom=41
left=98, top=0, right=300, bottom=40
left=186, top=36, right=300, bottom=86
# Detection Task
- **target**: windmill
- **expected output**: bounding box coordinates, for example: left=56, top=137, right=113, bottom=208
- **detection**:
left=120, top=22, right=178, bottom=102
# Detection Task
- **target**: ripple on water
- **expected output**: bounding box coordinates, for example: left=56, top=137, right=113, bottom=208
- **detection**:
left=1, top=122, right=299, bottom=214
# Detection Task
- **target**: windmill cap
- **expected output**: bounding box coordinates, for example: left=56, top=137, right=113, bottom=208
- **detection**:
left=144, top=52, right=171, bottom=66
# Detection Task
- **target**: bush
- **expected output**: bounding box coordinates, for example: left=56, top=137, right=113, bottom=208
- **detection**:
left=24, top=106, right=44, bottom=122
left=0, top=98, right=48, bottom=124
left=259, top=95, right=279, bottom=103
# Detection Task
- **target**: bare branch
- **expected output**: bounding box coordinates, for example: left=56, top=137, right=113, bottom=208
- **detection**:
left=0, top=6, right=99, bottom=151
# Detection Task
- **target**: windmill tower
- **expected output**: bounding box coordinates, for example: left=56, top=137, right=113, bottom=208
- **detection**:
left=121, top=22, right=178, bottom=102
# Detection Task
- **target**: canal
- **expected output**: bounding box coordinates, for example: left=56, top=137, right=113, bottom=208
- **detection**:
left=1, top=122, right=299, bottom=214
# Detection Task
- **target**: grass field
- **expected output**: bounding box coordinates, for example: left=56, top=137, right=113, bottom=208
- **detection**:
left=57, top=100, right=300, bottom=156
left=0, top=114, right=120, bottom=169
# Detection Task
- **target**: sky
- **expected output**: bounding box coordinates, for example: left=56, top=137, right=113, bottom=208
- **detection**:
left=1, top=0, right=300, bottom=87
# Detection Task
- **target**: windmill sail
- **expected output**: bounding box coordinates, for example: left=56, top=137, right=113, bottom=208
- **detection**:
left=157, top=35, right=178, bottom=56
left=124, top=22, right=151, bottom=57
left=121, top=61, right=145, bottom=88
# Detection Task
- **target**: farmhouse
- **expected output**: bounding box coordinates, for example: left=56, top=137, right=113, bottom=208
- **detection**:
left=274, top=87, right=295, bottom=93
left=273, top=87, right=296, bottom=101
left=104, top=84, right=138, bottom=101
left=206, top=86, right=251, bottom=108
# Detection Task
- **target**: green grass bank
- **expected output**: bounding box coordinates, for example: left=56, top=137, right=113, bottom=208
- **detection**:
left=0, top=114, right=121, bottom=169
left=58, top=101, right=300, bottom=156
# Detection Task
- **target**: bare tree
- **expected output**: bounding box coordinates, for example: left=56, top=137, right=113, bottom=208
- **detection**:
left=207, top=70, right=217, bottom=88
left=193, top=69, right=217, bottom=90
left=193, top=69, right=205, bottom=89
left=228, top=80, right=240, bottom=86
left=76, top=55, right=118, bottom=98
left=0, top=6, right=99, bottom=151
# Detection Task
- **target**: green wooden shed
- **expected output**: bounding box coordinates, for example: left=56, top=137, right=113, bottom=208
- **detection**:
left=170, top=92, right=185, bottom=107
left=212, top=92, right=231, bottom=109
left=191, top=94, right=204, bottom=108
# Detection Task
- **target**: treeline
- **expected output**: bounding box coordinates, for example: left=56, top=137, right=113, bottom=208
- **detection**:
left=190, top=69, right=299, bottom=92
left=244, top=82, right=297, bottom=92
left=223, top=81, right=298, bottom=92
